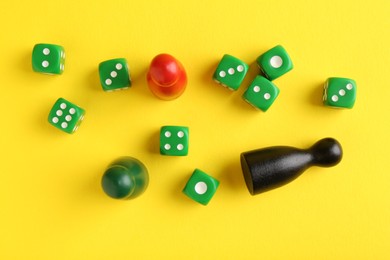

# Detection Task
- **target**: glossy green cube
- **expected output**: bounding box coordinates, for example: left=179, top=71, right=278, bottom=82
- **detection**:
left=213, top=54, right=249, bottom=91
left=323, top=77, right=356, bottom=108
left=48, top=98, right=85, bottom=134
left=183, top=169, right=219, bottom=205
left=32, top=43, right=65, bottom=75
left=98, top=58, right=131, bottom=92
left=160, top=126, right=189, bottom=156
left=243, top=76, right=280, bottom=111
left=256, top=45, right=293, bottom=80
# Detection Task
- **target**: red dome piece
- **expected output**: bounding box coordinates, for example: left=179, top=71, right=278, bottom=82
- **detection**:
left=147, top=54, right=187, bottom=100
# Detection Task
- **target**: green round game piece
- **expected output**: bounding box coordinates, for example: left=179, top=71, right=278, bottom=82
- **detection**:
left=101, top=157, right=149, bottom=200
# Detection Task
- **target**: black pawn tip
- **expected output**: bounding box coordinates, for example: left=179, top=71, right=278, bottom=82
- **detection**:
left=310, top=138, right=343, bottom=167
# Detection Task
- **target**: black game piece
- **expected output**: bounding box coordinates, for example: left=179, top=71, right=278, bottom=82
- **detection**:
left=240, top=138, right=342, bottom=195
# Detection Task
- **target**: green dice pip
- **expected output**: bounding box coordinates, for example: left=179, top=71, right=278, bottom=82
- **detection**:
left=160, top=126, right=189, bottom=156
left=243, top=76, right=280, bottom=111
left=213, top=54, right=249, bottom=91
left=48, top=98, right=85, bottom=134
left=183, top=169, right=220, bottom=205
left=98, top=58, right=131, bottom=92
left=323, top=77, right=356, bottom=108
left=256, top=45, right=293, bottom=81
left=32, top=43, right=65, bottom=75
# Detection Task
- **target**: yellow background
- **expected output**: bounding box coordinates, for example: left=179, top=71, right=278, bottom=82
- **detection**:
left=1, top=0, right=389, bottom=259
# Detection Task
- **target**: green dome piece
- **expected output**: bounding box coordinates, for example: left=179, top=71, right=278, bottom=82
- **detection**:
left=101, top=157, right=149, bottom=200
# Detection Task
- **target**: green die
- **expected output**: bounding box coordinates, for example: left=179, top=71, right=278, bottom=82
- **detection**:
left=48, top=98, right=85, bottom=134
left=256, top=45, right=293, bottom=81
left=32, top=43, right=65, bottom=75
left=160, top=126, right=189, bottom=156
left=243, top=76, right=280, bottom=111
left=183, top=169, right=220, bottom=205
left=323, top=77, right=356, bottom=108
left=98, top=58, right=131, bottom=92
left=213, top=54, right=249, bottom=91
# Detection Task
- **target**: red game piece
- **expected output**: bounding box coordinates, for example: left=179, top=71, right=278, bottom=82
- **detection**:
left=147, top=54, right=187, bottom=100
